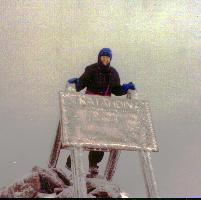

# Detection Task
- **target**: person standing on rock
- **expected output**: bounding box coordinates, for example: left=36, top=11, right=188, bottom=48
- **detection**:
left=66, top=48, right=136, bottom=177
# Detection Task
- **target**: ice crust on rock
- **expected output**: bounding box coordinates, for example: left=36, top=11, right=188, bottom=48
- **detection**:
left=0, top=166, right=124, bottom=198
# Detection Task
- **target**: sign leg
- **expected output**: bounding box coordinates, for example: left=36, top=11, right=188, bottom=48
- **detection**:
left=71, top=146, right=88, bottom=198
left=48, top=121, right=62, bottom=168
left=104, top=150, right=121, bottom=181
left=138, top=150, right=159, bottom=197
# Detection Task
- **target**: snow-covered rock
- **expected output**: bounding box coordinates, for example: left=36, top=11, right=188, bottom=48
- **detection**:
left=0, top=172, right=40, bottom=198
left=0, top=166, right=124, bottom=198
left=32, top=166, right=68, bottom=194
left=87, top=177, right=122, bottom=198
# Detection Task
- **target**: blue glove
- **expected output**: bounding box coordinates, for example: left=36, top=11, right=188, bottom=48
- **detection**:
left=121, top=82, right=136, bottom=92
left=67, top=78, right=78, bottom=84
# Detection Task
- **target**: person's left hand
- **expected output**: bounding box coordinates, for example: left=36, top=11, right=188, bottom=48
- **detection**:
left=67, top=78, right=78, bottom=84
left=121, top=82, right=136, bottom=92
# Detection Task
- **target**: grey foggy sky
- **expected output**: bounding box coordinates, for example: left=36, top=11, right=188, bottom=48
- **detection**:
left=0, top=0, right=200, bottom=197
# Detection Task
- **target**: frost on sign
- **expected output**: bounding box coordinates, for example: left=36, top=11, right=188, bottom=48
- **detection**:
left=60, top=91, right=159, bottom=152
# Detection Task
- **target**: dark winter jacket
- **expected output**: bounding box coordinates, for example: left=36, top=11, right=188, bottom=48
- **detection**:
left=75, top=63, right=127, bottom=96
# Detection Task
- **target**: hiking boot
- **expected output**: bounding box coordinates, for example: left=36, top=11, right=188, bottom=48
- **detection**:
left=86, top=166, right=99, bottom=178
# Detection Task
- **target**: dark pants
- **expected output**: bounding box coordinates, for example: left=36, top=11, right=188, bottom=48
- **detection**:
left=66, top=151, right=104, bottom=169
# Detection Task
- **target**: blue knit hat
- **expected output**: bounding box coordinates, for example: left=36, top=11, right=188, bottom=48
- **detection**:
left=98, top=48, right=112, bottom=61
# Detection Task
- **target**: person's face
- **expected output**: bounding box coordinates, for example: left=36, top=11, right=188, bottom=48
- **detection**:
left=100, top=56, right=111, bottom=66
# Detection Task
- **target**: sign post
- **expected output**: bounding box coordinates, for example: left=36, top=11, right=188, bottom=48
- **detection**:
left=49, top=86, right=159, bottom=197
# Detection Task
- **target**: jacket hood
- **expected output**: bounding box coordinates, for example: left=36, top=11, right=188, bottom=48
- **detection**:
left=97, top=48, right=112, bottom=73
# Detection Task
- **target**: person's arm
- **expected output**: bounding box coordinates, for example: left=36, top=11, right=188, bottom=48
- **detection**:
left=111, top=70, right=127, bottom=96
left=75, top=66, right=92, bottom=92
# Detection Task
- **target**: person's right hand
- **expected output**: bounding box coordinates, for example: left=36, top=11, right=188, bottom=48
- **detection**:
left=67, top=78, right=78, bottom=84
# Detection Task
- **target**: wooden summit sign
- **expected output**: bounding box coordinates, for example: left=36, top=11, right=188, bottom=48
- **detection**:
left=59, top=91, right=158, bottom=152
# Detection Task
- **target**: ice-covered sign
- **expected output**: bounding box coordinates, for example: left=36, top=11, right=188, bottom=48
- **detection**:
left=59, top=91, right=158, bottom=152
